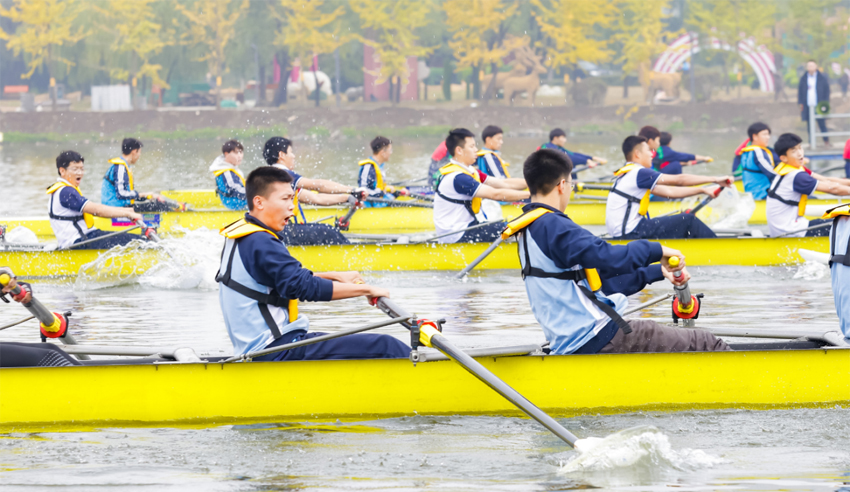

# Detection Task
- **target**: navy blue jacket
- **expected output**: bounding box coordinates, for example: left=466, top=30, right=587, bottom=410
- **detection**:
left=653, top=146, right=696, bottom=175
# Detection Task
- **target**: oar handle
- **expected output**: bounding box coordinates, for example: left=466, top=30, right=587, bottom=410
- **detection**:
left=136, top=219, right=162, bottom=242
left=575, top=183, right=612, bottom=192
left=667, top=257, right=699, bottom=322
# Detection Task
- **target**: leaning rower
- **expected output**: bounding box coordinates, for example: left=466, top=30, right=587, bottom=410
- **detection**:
left=358, top=136, right=404, bottom=207
left=216, top=166, right=409, bottom=361
left=476, top=125, right=512, bottom=179
left=434, top=128, right=529, bottom=243
left=538, top=128, right=607, bottom=179
left=605, top=136, right=732, bottom=239
left=504, top=149, right=729, bottom=354
left=49, top=150, right=148, bottom=250
left=766, top=133, right=850, bottom=238
left=822, top=203, right=850, bottom=339
left=101, top=138, right=172, bottom=212
left=210, top=139, right=247, bottom=210
left=263, top=136, right=357, bottom=246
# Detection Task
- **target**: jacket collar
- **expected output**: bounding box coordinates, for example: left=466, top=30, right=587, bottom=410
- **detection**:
left=522, top=202, right=568, bottom=218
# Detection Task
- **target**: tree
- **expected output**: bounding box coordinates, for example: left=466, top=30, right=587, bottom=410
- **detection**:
left=0, top=0, right=87, bottom=110
left=274, top=0, right=348, bottom=107
left=175, top=0, right=248, bottom=108
left=350, top=0, right=434, bottom=104
left=784, top=0, right=849, bottom=69
left=611, top=0, right=671, bottom=98
left=531, top=0, right=614, bottom=103
left=444, top=0, right=520, bottom=101
left=92, top=0, right=170, bottom=108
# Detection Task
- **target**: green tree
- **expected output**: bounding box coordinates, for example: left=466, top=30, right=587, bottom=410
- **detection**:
left=0, top=0, right=88, bottom=110
left=784, top=0, right=849, bottom=68
left=611, top=0, right=672, bottom=98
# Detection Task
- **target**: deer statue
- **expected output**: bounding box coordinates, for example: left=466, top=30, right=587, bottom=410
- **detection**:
left=639, top=62, right=681, bottom=105
left=502, top=50, right=548, bottom=106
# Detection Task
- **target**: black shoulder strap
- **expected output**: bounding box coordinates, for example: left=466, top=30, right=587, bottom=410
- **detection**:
left=829, top=217, right=850, bottom=267
left=435, top=175, right=477, bottom=219
left=611, top=179, right=641, bottom=238
left=766, top=174, right=800, bottom=207
left=49, top=192, right=88, bottom=242
left=518, top=230, right=632, bottom=334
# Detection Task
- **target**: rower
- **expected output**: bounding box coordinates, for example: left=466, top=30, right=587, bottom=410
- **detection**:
left=654, top=131, right=712, bottom=175
left=426, top=141, right=450, bottom=190
left=263, top=136, right=357, bottom=246
left=476, top=125, right=512, bottom=179
left=358, top=136, right=404, bottom=207
left=538, top=128, right=607, bottom=179
left=605, top=136, right=731, bottom=239
left=822, top=203, right=850, bottom=339
left=101, top=138, right=172, bottom=212
left=502, top=149, right=729, bottom=354
left=209, top=139, right=247, bottom=210
left=434, top=128, right=529, bottom=243
left=0, top=267, right=81, bottom=367
left=766, top=133, right=850, bottom=238
left=49, top=150, right=147, bottom=249
left=216, top=166, right=409, bottom=361
left=738, top=122, right=780, bottom=200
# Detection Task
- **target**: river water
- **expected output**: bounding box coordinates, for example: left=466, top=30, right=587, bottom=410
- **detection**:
left=0, top=133, right=847, bottom=490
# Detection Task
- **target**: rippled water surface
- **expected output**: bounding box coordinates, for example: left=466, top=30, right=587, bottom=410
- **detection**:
left=0, top=134, right=848, bottom=490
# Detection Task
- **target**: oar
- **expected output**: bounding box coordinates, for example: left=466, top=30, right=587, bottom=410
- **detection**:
left=575, top=183, right=612, bottom=192
left=335, top=194, right=363, bottom=231
left=64, top=224, right=142, bottom=250
left=222, top=315, right=413, bottom=363
left=389, top=177, right=428, bottom=187
left=136, top=219, right=163, bottom=242
left=686, top=186, right=723, bottom=216
left=373, top=297, right=579, bottom=447
left=774, top=221, right=832, bottom=238
left=667, top=256, right=700, bottom=327
left=365, top=196, right=433, bottom=208
left=0, top=271, right=90, bottom=360
left=456, top=235, right=504, bottom=279
left=572, top=165, right=589, bottom=174
left=412, top=220, right=502, bottom=245
left=407, top=192, right=434, bottom=202
left=149, top=194, right=193, bottom=212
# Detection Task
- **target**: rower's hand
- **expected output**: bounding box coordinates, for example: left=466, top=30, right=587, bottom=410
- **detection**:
left=126, top=210, right=144, bottom=222
left=662, top=265, right=691, bottom=287
left=700, top=187, right=717, bottom=197
left=660, top=246, right=685, bottom=272
left=393, top=188, right=409, bottom=197
left=0, top=269, right=32, bottom=304
left=714, top=175, right=734, bottom=187
left=366, top=286, right=390, bottom=303
left=330, top=271, right=365, bottom=284
left=593, top=156, right=608, bottom=165
left=587, top=160, right=598, bottom=168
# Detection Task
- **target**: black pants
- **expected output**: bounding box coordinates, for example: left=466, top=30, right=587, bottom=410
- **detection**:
left=806, top=218, right=832, bottom=237
left=254, top=331, right=409, bottom=361
left=0, top=342, right=81, bottom=367
left=622, top=214, right=717, bottom=240
left=457, top=221, right=505, bottom=243
left=803, top=107, right=829, bottom=144
left=134, top=199, right=173, bottom=213
left=281, top=223, right=350, bottom=246
left=73, top=229, right=141, bottom=249
left=845, top=159, right=849, bottom=179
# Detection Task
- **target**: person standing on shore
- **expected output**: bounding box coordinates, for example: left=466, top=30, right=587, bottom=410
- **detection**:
left=798, top=60, right=831, bottom=147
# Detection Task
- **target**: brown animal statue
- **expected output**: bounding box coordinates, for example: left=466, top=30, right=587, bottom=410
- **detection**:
left=639, top=62, right=681, bottom=104
left=503, top=61, right=548, bottom=106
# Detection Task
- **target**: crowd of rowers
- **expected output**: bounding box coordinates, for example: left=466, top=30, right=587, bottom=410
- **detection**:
left=3, top=125, right=849, bottom=368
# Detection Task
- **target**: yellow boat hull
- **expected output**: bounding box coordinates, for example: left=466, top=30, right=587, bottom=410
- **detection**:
left=1, top=348, right=847, bottom=431
left=0, top=237, right=830, bottom=278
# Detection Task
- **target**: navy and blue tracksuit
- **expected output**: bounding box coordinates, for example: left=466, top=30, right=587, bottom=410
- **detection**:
left=653, top=146, right=696, bottom=175
left=539, top=143, right=592, bottom=179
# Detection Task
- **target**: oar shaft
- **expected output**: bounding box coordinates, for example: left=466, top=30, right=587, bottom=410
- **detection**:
left=365, top=197, right=433, bottom=208
left=456, top=236, right=504, bottom=278
left=415, top=220, right=501, bottom=244
left=65, top=224, right=141, bottom=250
left=774, top=221, right=832, bottom=238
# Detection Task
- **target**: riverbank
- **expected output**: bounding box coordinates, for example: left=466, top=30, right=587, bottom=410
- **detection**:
left=0, top=100, right=831, bottom=144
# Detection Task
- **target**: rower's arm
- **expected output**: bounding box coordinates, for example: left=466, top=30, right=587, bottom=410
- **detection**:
left=650, top=185, right=712, bottom=199
left=296, top=189, right=350, bottom=206
left=811, top=172, right=850, bottom=187
left=657, top=174, right=730, bottom=187
left=474, top=184, right=530, bottom=202
left=601, top=265, right=664, bottom=297
left=298, top=177, right=353, bottom=194
left=815, top=180, right=850, bottom=196
left=82, top=201, right=142, bottom=221
left=485, top=177, right=528, bottom=190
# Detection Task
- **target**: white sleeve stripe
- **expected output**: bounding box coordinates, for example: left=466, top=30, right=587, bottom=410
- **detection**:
left=115, top=166, right=136, bottom=198
left=755, top=150, right=775, bottom=175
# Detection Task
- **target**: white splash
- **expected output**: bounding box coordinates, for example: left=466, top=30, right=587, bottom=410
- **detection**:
left=560, top=425, right=724, bottom=475
left=709, top=188, right=756, bottom=230
left=793, top=260, right=830, bottom=281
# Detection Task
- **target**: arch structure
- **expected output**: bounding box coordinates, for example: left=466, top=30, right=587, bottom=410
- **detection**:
left=652, top=32, right=776, bottom=93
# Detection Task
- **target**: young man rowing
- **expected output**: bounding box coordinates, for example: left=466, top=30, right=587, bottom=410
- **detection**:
left=605, top=136, right=732, bottom=239
left=767, top=133, right=850, bottom=237
left=216, top=166, right=409, bottom=361
left=102, top=138, right=172, bottom=212
left=504, top=149, right=729, bottom=354
left=433, top=128, right=530, bottom=243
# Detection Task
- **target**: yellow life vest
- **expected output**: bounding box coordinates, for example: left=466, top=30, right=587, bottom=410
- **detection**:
left=770, top=163, right=808, bottom=216
left=477, top=149, right=511, bottom=178
left=612, top=163, right=651, bottom=217
left=358, top=158, right=385, bottom=191
left=46, top=181, right=95, bottom=228
left=741, top=145, right=775, bottom=167
left=823, top=203, right=850, bottom=267
left=213, top=167, right=245, bottom=185
left=822, top=203, right=850, bottom=220
left=108, top=157, right=135, bottom=204
left=501, top=207, right=602, bottom=291
left=438, top=163, right=482, bottom=214
left=219, top=218, right=298, bottom=320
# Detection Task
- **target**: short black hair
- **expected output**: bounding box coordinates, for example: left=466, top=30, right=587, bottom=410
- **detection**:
left=622, top=135, right=647, bottom=160
left=481, top=125, right=503, bottom=142
left=747, top=122, right=771, bottom=140
left=122, top=138, right=143, bottom=155
left=263, top=136, right=293, bottom=165
left=659, top=132, right=672, bottom=146
left=445, top=128, right=475, bottom=157
left=370, top=136, right=391, bottom=154
left=638, top=126, right=660, bottom=141
left=222, top=139, right=244, bottom=154
left=56, top=150, right=84, bottom=175
left=245, top=166, right=293, bottom=211
left=774, top=133, right=803, bottom=157
left=523, top=149, right=573, bottom=196
left=549, top=128, right=566, bottom=141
